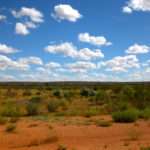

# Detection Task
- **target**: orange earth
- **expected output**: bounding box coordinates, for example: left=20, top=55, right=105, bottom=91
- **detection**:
left=0, top=116, right=150, bottom=150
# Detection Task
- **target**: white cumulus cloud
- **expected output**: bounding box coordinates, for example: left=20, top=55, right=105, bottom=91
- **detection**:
left=123, top=0, right=150, bottom=13
left=78, top=33, right=112, bottom=46
left=0, top=43, right=19, bottom=54
left=126, top=43, right=150, bottom=54
left=0, top=14, right=6, bottom=22
left=52, top=4, right=82, bottom=22
left=15, top=22, right=29, bottom=35
left=45, top=42, right=104, bottom=60
left=99, top=55, right=140, bottom=72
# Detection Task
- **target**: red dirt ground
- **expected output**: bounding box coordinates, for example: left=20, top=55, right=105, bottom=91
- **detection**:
left=0, top=116, right=150, bottom=150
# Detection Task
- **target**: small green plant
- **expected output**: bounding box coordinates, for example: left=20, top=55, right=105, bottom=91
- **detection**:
left=140, top=147, right=150, bottom=150
left=0, top=103, right=21, bottom=117
left=139, top=108, right=150, bottom=120
left=26, top=102, right=39, bottom=116
left=57, top=144, right=67, bottom=150
left=53, top=90, right=61, bottom=97
left=112, top=109, right=139, bottom=123
left=96, top=120, right=112, bottom=127
left=47, top=100, right=61, bottom=112
left=5, top=124, right=16, bottom=133
left=0, top=116, right=7, bottom=125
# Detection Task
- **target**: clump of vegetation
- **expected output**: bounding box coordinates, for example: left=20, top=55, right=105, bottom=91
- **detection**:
left=26, top=102, right=39, bottom=116
left=9, top=117, right=19, bottom=123
left=53, top=89, right=61, bottom=97
left=5, top=124, right=16, bottom=133
left=96, top=120, right=112, bottom=127
left=30, top=96, right=42, bottom=103
left=57, top=144, right=67, bottom=150
left=140, top=147, right=150, bottom=150
left=0, top=102, right=22, bottom=117
left=83, top=107, right=101, bottom=118
left=139, top=108, right=150, bottom=120
left=112, top=109, right=139, bottom=123
left=47, top=100, right=60, bottom=112
left=0, top=116, right=7, bottom=125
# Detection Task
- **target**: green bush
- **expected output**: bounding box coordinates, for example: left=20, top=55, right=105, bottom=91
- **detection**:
left=30, top=96, right=42, bottom=103
left=47, top=100, right=60, bottom=112
left=112, top=109, right=139, bottom=123
left=83, top=107, right=100, bottom=117
left=26, top=102, right=39, bottom=116
left=53, top=90, right=61, bottom=97
left=139, top=108, right=150, bottom=120
left=0, top=103, right=21, bottom=117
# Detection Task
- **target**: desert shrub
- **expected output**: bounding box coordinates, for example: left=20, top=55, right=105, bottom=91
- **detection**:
left=80, top=88, right=89, bottom=97
left=47, top=99, right=67, bottom=113
left=9, top=117, right=19, bottom=123
left=96, top=120, right=112, bottom=127
left=30, top=96, right=42, bottom=103
left=26, top=102, right=39, bottom=116
left=57, top=144, right=67, bottom=150
left=5, top=124, right=16, bottom=132
left=23, top=90, right=32, bottom=96
left=112, top=109, right=139, bottom=123
left=141, top=147, right=150, bottom=150
left=0, top=116, right=7, bottom=125
left=83, top=107, right=101, bottom=117
left=139, top=108, right=150, bottom=120
left=0, top=103, right=21, bottom=117
left=53, top=89, right=61, bottom=97
left=93, top=90, right=106, bottom=105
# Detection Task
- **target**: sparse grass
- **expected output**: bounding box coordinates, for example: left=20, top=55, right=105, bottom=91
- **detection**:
left=140, top=147, right=150, bottom=150
left=0, top=116, right=8, bottom=125
left=57, top=144, right=67, bottom=150
left=127, top=128, right=141, bottom=141
left=9, top=117, right=19, bottom=123
left=139, top=108, right=150, bottom=120
left=5, top=123, right=16, bottom=133
left=96, top=120, right=112, bottom=127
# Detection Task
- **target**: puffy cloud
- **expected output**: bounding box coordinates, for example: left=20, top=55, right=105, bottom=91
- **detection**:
left=45, top=42, right=104, bottom=60
left=0, top=14, right=6, bottom=21
left=52, top=4, right=82, bottom=22
left=0, top=55, right=43, bottom=71
left=126, top=44, right=150, bottom=54
left=45, top=62, right=61, bottom=69
left=99, top=55, right=140, bottom=72
left=123, top=6, right=132, bottom=13
left=123, top=0, right=150, bottom=13
left=66, top=61, right=97, bottom=73
left=78, top=33, right=112, bottom=46
left=0, top=43, right=19, bottom=54
left=18, top=56, right=43, bottom=65
left=12, top=7, right=43, bottom=35
left=15, top=22, right=29, bottom=35
left=12, top=7, right=43, bottom=23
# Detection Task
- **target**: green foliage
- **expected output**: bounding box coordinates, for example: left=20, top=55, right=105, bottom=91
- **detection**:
left=83, top=107, right=101, bottom=117
left=139, top=108, right=150, bottom=120
left=112, top=109, right=139, bottom=123
left=47, top=100, right=60, bottom=112
left=30, top=96, right=42, bottom=103
left=0, top=102, right=21, bottom=117
left=5, top=124, right=16, bottom=132
left=53, top=89, right=61, bottom=97
left=26, top=102, right=39, bottom=116
left=80, top=88, right=89, bottom=97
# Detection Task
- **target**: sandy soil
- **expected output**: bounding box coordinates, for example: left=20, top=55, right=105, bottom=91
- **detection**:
left=0, top=116, right=150, bottom=150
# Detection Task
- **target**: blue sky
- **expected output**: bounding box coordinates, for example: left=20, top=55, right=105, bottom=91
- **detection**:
left=0, top=0, right=150, bottom=81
